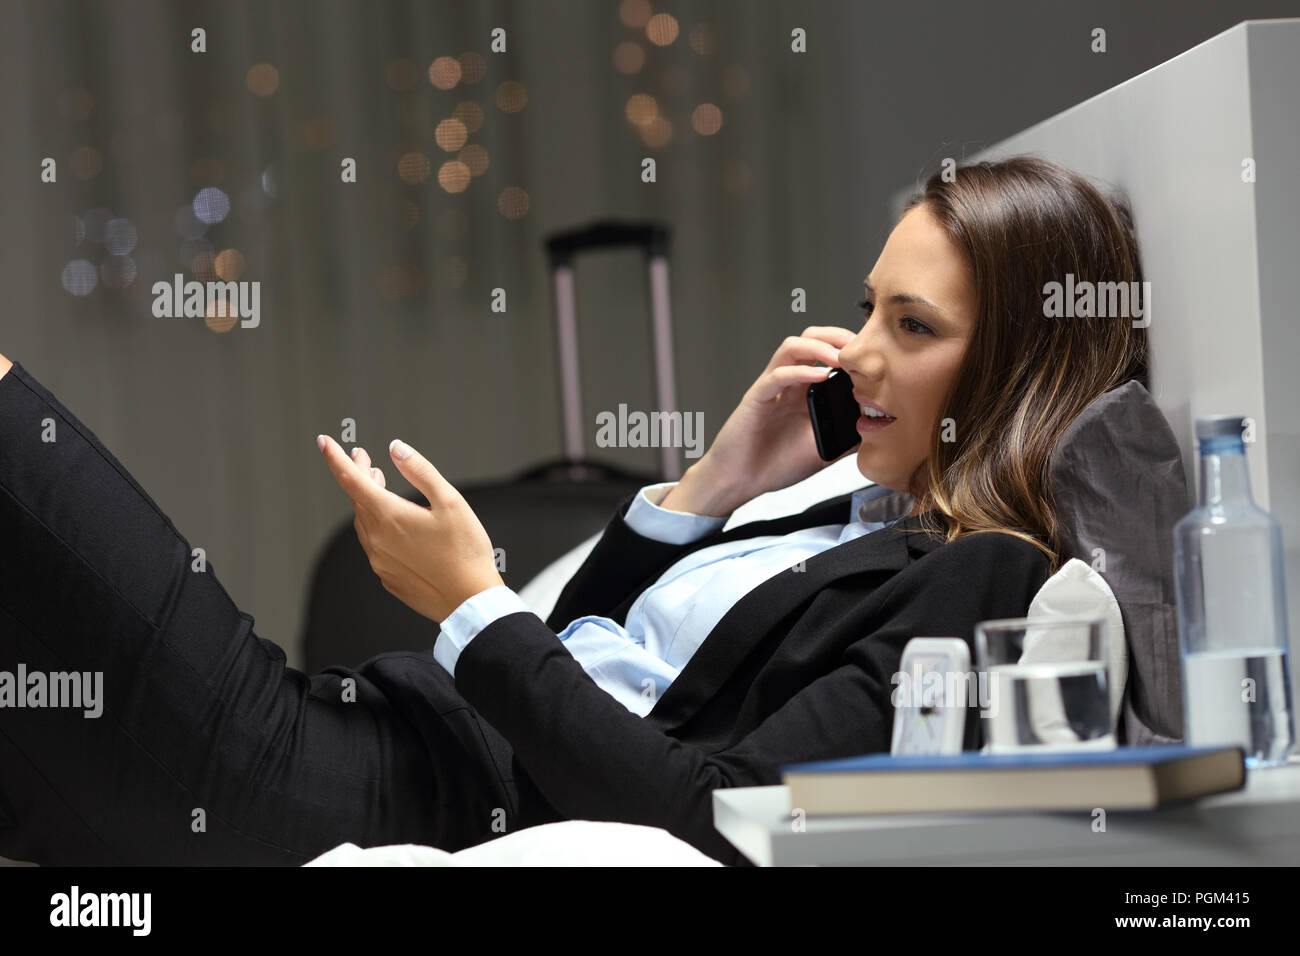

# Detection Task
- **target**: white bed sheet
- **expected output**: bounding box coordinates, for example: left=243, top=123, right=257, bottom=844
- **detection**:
left=304, top=820, right=724, bottom=867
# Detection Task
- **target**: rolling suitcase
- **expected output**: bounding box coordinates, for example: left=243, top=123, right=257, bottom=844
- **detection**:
left=302, top=219, right=682, bottom=672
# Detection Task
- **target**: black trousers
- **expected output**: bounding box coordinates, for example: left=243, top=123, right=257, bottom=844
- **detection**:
left=0, top=362, right=561, bottom=865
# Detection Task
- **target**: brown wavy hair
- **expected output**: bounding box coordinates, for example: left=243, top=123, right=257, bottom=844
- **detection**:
left=898, top=156, right=1149, bottom=573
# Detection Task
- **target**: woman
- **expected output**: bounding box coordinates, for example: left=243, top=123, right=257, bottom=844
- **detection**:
left=0, top=156, right=1147, bottom=866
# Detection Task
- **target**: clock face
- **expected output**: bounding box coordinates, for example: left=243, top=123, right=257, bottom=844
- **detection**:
left=891, top=643, right=969, bottom=756
left=903, top=708, right=941, bottom=752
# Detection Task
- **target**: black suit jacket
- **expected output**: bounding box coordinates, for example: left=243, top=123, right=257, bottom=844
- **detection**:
left=448, top=486, right=1051, bottom=864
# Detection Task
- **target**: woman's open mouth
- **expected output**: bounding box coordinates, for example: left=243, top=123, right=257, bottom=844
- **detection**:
left=853, top=394, right=896, bottom=432
left=856, top=412, right=896, bottom=433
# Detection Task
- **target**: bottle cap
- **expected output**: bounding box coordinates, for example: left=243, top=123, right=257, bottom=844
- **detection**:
left=1195, top=415, right=1246, bottom=439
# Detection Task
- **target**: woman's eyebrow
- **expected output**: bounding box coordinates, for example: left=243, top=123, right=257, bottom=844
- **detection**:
left=863, top=276, right=949, bottom=318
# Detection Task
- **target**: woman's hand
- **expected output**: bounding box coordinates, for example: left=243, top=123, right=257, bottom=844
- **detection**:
left=680, top=326, right=860, bottom=511
left=316, top=434, right=505, bottom=623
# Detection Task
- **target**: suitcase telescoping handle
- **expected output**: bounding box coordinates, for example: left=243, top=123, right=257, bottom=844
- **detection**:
left=545, top=220, right=681, bottom=480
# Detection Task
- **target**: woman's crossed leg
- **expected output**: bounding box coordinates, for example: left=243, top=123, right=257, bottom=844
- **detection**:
left=0, top=358, right=523, bottom=864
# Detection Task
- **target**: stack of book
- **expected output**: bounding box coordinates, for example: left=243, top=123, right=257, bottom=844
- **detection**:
left=780, top=745, right=1246, bottom=816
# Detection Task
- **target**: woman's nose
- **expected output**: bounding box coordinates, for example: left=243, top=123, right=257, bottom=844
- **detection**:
left=839, top=324, right=883, bottom=379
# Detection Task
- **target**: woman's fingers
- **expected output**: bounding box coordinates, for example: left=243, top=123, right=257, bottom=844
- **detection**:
left=751, top=363, right=838, bottom=403
left=767, top=329, right=849, bottom=372
left=801, top=325, right=857, bottom=348
left=345, top=447, right=393, bottom=492
left=348, top=446, right=390, bottom=486
left=318, top=435, right=387, bottom=509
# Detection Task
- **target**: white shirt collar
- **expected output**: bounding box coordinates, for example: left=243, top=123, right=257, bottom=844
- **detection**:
left=849, top=483, right=915, bottom=525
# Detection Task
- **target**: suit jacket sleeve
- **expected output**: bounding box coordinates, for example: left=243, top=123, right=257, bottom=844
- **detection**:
left=453, top=524, right=1051, bottom=864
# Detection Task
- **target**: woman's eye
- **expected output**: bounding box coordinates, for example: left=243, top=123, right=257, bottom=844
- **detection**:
left=856, top=298, right=932, bottom=336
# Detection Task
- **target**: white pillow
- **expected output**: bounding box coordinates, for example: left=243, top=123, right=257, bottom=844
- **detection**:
left=303, top=820, right=724, bottom=867
left=1023, top=557, right=1129, bottom=731
left=517, top=529, right=603, bottom=619
left=722, top=455, right=870, bottom=529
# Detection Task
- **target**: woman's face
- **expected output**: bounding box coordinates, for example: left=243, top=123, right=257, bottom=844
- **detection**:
left=837, top=203, right=977, bottom=505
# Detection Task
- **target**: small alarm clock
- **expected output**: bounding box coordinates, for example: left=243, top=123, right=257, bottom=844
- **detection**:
left=889, top=637, right=971, bottom=756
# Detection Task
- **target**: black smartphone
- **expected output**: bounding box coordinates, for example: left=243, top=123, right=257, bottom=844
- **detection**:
left=806, top=367, right=862, bottom=461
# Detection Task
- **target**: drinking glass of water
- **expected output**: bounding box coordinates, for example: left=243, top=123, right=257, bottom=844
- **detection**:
left=975, top=616, right=1116, bottom=754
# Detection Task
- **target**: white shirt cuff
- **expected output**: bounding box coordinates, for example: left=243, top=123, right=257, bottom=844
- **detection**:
left=434, top=584, right=532, bottom=677
left=622, top=481, right=729, bottom=545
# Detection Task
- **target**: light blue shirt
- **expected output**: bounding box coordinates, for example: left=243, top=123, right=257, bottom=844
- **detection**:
left=433, top=481, right=912, bottom=716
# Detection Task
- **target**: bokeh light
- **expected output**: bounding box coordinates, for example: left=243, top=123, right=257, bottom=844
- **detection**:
left=245, top=63, right=280, bottom=97
left=437, top=160, right=471, bottom=193
left=428, top=56, right=462, bottom=90
left=458, top=144, right=489, bottom=177
left=190, top=248, right=218, bottom=282
left=104, top=218, right=138, bottom=255
left=646, top=13, right=680, bottom=46
left=205, top=297, right=239, bottom=333
left=215, top=248, right=246, bottom=281
left=193, top=187, right=231, bottom=224
left=261, top=165, right=279, bottom=198
left=613, top=41, right=645, bottom=74
left=397, top=151, right=432, bottom=184
left=691, top=103, right=723, bottom=135
left=452, top=101, right=485, bottom=134
left=457, top=51, right=486, bottom=84
left=640, top=116, right=673, bottom=148
left=495, top=81, right=527, bottom=113
left=434, top=117, right=468, bottom=152
left=625, top=93, right=659, bottom=127
left=497, top=186, right=529, bottom=220
left=61, top=259, right=98, bottom=296
left=619, top=0, right=652, bottom=29
left=73, top=215, right=85, bottom=245
left=179, top=237, right=215, bottom=270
